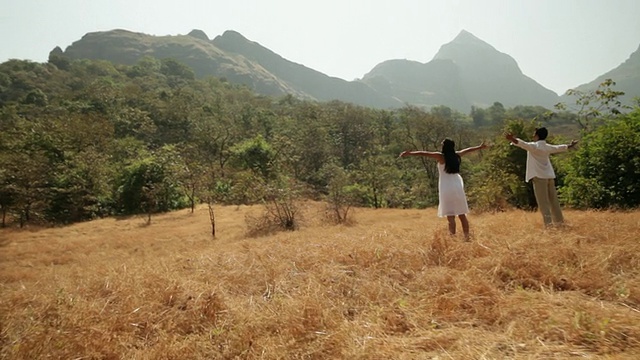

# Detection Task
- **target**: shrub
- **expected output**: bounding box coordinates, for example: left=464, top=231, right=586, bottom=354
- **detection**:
left=322, top=164, right=357, bottom=224
left=560, top=109, right=640, bottom=208
left=467, top=119, right=538, bottom=211
left=116, top=157, right=186, bottom=215
left=245, top=179, right=304, bottom=237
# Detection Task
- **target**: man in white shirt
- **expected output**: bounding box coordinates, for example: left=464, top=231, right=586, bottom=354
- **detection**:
left=505, top=127, right=578, bottom=227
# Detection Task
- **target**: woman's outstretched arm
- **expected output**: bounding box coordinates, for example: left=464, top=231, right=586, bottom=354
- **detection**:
left=456, top=142, right=490, bottom=156
left=399, top=150, right=443, bottom=162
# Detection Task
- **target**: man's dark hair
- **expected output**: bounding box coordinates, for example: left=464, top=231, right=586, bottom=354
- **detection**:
left=535, top=127, right=548, bottom=140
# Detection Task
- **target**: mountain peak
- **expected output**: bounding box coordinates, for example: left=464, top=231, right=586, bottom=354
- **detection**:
left=429, top=30, right=559, bottom=106
left=454, top=30, right=476, bottom=40
left=187, top=29, right=209, bottom=42
left=213, top=30, right=267, bottom=57
left=449, top=30, right=494, bottom=49
left=219, top=30, right=248, bottom=41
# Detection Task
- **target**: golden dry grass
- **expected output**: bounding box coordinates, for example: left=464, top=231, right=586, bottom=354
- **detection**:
left=1, top=202, right=640, bottom=359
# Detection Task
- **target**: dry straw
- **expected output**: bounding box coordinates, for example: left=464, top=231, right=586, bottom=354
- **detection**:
left=1, top=202, right=639, bottom=359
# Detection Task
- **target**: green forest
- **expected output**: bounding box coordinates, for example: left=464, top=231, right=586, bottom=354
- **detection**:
left=1, top=56, right=639, bottom=228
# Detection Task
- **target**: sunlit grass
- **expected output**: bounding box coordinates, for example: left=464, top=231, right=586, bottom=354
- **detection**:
left=1, top=202, right=639, bottom=359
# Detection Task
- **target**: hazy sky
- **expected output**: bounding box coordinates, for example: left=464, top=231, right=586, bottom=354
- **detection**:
left=2, top=0, right=639, bottom=95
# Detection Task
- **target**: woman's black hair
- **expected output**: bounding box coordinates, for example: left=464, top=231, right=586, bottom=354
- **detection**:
left=441, top=138, right=461, bottom=174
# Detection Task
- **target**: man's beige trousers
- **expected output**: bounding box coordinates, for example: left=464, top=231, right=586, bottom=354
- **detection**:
left=532, top=177, right=564, bottom=226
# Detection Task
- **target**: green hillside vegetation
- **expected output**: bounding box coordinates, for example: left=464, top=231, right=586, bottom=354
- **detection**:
left=0, top=57, right=638, bottom=228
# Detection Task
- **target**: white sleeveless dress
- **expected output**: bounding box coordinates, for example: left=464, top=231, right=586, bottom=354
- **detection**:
left=437, top=162, right=469, bottom=217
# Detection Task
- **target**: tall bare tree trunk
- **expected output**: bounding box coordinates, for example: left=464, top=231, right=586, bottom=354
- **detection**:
left=208, top=200, right=216, bottom=238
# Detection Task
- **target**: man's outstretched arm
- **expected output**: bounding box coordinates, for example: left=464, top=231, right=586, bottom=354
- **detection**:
left=505, top=132, right=535, bottom=151
left=549, top=139, right=579, bottom=154
left=505, top=133, right=519, bottom=144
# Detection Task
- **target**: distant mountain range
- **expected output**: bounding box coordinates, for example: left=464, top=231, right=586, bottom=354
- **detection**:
left=51, top=29, right=640, bottom=112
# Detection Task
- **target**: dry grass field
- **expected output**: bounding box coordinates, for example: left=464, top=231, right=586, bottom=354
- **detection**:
left=1, top=202, right=639, bottom=359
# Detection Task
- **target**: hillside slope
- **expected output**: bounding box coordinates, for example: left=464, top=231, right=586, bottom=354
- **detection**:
left=561, top=43, right=640, bottom=107
left=57, top=29, right=401, bottom=109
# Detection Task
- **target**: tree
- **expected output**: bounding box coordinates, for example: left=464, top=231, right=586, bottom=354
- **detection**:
left=487, top=102, right=506, bottom=124
left=273, top=101, right=336, bottom=192
left=116, top=148, right=186, bottom=216
left=555, top=79, right=630, bottom=132
left=173, top=143, right=208, bottom=213
left=471, top=105, right=487, bottom=127
left=0, top=168, right=16, bottom=227
left=326, top=102, right=375, bottom=168
left=127, top=56, right=162, bottom=78
left=2, top=142, right=52, bottom=226
left=506, top=105, right=551, bottom=122
left=0, top=112, right=64, bottom=226
left=560, top=108, right=640, bottom=208
left=467, top=119, right=539, bottom=210
left=160, top=58, right=195, bottom=84
left=351, top=151, right=396, bottom=208
left=230, top=135, right=276, bottom=180
left=322, top=163, right=357, bottom=224
left=190, top=92, right=239, bottom=178
left=46, top=148, right=114, bottom=223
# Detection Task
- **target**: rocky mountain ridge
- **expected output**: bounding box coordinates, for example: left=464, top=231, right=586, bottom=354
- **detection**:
left=52, top=29, right=639, bottom=112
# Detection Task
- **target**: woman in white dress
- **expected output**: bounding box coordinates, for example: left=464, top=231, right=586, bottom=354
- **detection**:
left=400, top=139, right=488, bottom=239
